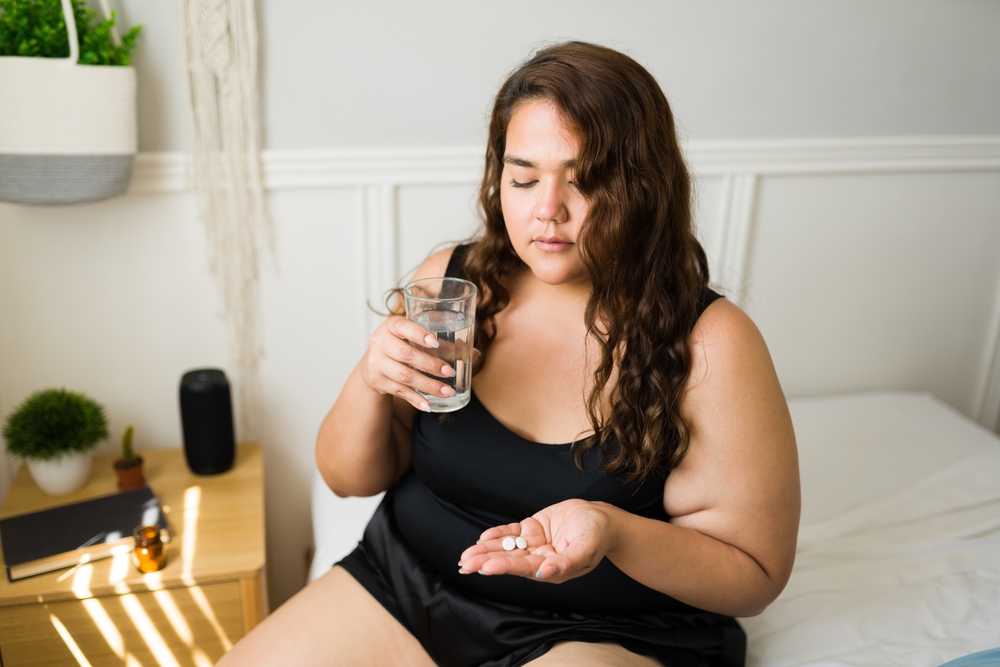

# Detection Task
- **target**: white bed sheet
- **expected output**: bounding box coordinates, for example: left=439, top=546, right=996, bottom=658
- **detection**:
left=309, top=391, right=1000, bottom=665
left=745, top=392, right=1000, bottom=666
left=309, top=477, right=382, bottom=583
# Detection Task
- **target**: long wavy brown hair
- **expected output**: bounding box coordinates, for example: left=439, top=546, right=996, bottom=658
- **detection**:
left=462, top=41, right=711, bottom=480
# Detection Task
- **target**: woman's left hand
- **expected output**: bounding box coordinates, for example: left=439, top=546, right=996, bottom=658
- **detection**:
left=458, top=499, right=619, bottom=583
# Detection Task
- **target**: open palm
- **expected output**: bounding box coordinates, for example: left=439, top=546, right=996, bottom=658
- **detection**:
left=458, top=499, right=615, bottom=583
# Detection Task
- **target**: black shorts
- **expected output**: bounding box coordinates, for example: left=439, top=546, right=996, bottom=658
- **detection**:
left=335, top=496, right=745, bottom=667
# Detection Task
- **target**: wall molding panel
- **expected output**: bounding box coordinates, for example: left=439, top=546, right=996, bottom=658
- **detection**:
left=687, top=136, right=1000, bottom=176
left=131, top=136, right=1000, bottom=195
left=128, top=136, right=1000, bottom=429
left=131, top=147, right=485, bottom=194
left=131, top=135, right=1000, bottom=308
left=713, top=174, right=758, bottom=307
left=979, top=286, right=1000, bottom=432
left=361, top=184, right=399, bottom=339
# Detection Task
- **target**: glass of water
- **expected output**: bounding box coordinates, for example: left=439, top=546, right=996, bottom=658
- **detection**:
left=403, top=277, right=477, bottom=412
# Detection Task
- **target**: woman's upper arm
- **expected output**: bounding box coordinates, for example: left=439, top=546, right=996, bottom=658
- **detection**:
left=318, top=245, right=459, bottom=495
left=665, top=298, right=801, bottom=589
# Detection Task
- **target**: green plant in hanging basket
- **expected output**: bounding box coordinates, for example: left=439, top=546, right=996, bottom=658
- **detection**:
left=0, top=0, right=142, bottom=65
left=2, top=388, right=109, bottom=460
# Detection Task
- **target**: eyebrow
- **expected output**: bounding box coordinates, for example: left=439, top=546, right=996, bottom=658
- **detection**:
left=503, top=155, right=578, bottom=169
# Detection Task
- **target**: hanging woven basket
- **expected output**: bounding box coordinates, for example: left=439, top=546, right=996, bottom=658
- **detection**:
left=0, top=0, right=137, bottom=205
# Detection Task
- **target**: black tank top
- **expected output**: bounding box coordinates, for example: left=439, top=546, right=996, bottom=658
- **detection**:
left=392, top=244, right=723, bottom=615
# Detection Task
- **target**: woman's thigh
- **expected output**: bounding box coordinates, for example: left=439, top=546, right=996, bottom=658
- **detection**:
left=216, top=566, right=435, bottom=667
left=524, top=641, right=663, bottom=667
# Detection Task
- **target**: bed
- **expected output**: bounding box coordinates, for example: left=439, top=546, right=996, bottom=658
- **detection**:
left=742, top=391, right=1000, bottom=666
left=308, top=390, right=1000, bottom=666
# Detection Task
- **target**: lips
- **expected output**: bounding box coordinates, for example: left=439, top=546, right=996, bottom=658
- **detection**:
left=533, top=236, right=573, bottom=251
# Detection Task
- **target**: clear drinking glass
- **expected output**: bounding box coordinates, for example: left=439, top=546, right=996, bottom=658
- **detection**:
left=403, top=277, right=477, bottom=412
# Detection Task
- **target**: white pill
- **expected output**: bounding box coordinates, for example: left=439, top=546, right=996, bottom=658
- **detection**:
left=501, top=537, right=516, bottom=551
left=515, top=536, right=528, bottom=550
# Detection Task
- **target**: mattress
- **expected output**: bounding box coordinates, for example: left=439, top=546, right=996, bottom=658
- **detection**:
left=309, top=391, right=1000, bottom=665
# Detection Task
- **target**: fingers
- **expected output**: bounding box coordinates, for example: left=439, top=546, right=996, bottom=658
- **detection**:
left=458, top=549, right=568, bottom=581
left=459, top=545, right=543, bottom=577
left=478, top=553, right=544, bottom=577
left=457, top=512, right=599, bottom=583
left=477, top=522, right=524, bottom=543
left=458, top=523, right=523, bottom=564
left=385, top=318, right=455, bottom=380
left=363, top=316, right=457, bottom=410
left=388, top=315, right=443, bottom=352
left=459, top=518, right=559, bottom=579
left=533, top=554, right=570, bottom=581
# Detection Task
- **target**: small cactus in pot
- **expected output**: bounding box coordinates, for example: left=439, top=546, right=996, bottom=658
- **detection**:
left=113, top=424, right=145, bottom=491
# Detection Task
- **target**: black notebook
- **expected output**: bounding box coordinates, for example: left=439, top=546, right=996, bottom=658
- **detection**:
left=0, top=486, right=169, bottom=581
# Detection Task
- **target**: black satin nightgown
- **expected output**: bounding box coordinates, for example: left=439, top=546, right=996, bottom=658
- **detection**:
left=336, top=245, right=744, bottom=667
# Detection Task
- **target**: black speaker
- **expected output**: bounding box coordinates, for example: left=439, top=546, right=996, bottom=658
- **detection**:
left=179, top=368, right=235, bottom=475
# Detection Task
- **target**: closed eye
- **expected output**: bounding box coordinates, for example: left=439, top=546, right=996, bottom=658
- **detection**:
left=509, top=179, right=536, bottom=189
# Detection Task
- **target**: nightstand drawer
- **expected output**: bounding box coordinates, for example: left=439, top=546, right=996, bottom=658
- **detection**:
left=0, top=581, right=242, bottom=666
left=0, top=445, right=265, bottom=665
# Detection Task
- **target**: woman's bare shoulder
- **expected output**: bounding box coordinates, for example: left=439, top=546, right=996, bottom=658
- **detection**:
left=409, top=246, right=460, bottom=283
left=686, top=296, right=767, bottom=386
left=386, top=246, right=459, bottom=317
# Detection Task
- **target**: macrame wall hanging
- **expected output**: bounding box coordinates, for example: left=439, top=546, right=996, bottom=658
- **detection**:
left=177, top=0, right=269, bottom=436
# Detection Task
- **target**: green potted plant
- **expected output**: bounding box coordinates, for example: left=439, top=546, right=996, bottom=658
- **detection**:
left=0, top=0, right=142, bottom=63
left=2, top=388, right=109, bottom=495
left=113, top=424, right=145, bottom=491
left=0, top=0, right=143, bottom=205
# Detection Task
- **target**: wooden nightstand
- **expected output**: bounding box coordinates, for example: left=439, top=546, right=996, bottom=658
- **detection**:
left=0, top=443, right=266, bottom=666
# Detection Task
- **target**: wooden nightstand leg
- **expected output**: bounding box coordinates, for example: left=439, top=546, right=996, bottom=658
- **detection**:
left=240, top=569, right=269, bottom=635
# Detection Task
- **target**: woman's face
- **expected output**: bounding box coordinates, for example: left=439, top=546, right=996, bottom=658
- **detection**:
left=500, top=99, right=591, bottom=288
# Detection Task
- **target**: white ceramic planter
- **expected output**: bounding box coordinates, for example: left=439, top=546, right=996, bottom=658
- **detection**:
left=26, top=450, right=93, bottom=495
left=0, top=0, right=136, bottom=205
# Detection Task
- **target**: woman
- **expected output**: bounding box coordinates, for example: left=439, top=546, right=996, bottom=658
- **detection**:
left=220, top=41, right=799, bottom=667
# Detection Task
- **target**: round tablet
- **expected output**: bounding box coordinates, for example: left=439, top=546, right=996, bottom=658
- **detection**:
left=515, top=536, right=528, bottom=550
left=501, top=537, right=516, bottom=551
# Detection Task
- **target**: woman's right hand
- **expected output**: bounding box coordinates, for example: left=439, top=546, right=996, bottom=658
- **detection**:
left=360, top=315, right=455, bottom=412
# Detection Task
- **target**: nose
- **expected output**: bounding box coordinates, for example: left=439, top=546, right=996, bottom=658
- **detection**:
left=533, top=180, right=568, bottom=224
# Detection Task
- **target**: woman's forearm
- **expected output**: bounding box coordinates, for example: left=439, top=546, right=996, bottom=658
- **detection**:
left=601, top=504, right=786, bottom=617
left=316, top=360, right=410, bottom=497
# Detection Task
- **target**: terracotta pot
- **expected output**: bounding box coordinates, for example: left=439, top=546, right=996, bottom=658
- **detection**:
left=113, top=456, right=145, bottom=491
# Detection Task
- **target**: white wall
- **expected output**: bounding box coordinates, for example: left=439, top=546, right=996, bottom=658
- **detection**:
left=258, top=0, right=1000, bottom=147
left=2, top=0, right=999, bottom=611
left=746, top=170, right=1000, bottom=412
left=120, top=0, right=1000, bottom=151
